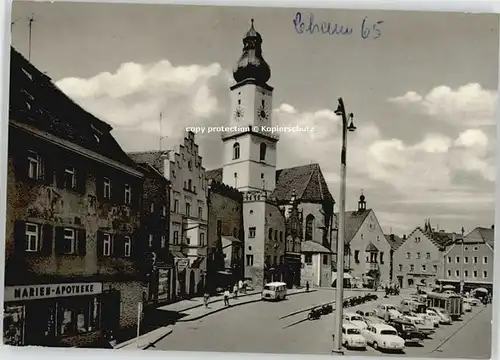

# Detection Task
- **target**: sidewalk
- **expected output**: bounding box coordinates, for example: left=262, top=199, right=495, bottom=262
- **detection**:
left=114, top=325, right=174, bottom=350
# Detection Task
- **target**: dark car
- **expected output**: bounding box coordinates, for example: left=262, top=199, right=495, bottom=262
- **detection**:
left=387, top=318, right=424, bottom=345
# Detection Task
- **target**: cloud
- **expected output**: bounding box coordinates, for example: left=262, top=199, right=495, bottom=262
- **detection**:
left=388, top=83, right=497, bottom=127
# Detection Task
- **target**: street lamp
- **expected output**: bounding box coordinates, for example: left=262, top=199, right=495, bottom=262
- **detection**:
left=460, top=226, right=465, bottom=294
left=332, top=98, right=356, bottom=355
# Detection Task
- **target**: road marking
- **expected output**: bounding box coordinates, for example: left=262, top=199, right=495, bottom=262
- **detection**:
left=427, top=306, right=488, bottom=355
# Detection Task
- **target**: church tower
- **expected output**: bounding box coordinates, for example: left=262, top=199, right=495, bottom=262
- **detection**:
left=222, top=19, right=279, bottom=193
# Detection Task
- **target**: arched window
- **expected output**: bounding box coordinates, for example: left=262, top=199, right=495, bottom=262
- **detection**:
left=259, top=143, right=267, bottom=161
left=305, top=214, right=315, bottom=241
left=233, top=143, right=240, bottom=160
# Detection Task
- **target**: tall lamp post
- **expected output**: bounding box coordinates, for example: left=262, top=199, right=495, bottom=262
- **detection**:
left=460, top=226, right=465, bottom=294
left=332, top=98, right=356, bottom=354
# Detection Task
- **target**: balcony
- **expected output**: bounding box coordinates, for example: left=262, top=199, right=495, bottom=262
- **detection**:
left=365, top=262, right=379, bottom=271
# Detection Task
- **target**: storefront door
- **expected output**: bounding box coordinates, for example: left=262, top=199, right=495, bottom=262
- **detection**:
left=101, top=290, right=120, bottom=331
left=24, top=300, right=56, bottom=346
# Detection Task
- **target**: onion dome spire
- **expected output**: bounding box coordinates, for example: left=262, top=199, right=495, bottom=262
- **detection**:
left=233, top=19, right=271, bottom=85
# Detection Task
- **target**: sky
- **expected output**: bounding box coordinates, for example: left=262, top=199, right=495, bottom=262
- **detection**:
left=10, top=2, right=499, bottom=236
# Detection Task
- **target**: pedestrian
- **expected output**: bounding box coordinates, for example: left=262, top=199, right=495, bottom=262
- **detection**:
left=203, top=292, right=210, bottom=308
left=306, top=281, right=309, bottom=292
left=233, top=284, right=239, bottom=299
left=238, top=279, right=244, bottom=293
left=223, top=288, right=231, bottom=307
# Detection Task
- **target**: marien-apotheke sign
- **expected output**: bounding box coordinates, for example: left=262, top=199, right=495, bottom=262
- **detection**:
left=4, top=282, right=103, bottom=302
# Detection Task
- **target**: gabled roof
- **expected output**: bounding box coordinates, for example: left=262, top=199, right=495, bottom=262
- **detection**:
left=301, top=240, right=332, bottom=253
left=206, top=163, right=334, bottom=204
left=464, top=227, right=495, bottom=249
left=384, top=234, right=405, bottom=251
left=334, top=209, right=372, bottom=244
left=128, top=150, right=170, bottom=175
left=9, top=47, right=136, bottom=167
left=365, top=242, right=379, bottom=252
left=407, top=227, right=456, bottom=250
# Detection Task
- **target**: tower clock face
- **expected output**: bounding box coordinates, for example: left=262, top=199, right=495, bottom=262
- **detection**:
left=257, top=106, right=269, bottom=121
left=234, top=106, right=244, bottom=120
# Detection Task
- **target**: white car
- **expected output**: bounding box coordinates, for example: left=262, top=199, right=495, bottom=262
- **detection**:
left=403, top=315, right=435, bottom=336
left=362, top=323, right=405, bottom=351
left=415, top=311, right=440, bottom=327
left=376, top=304, right=402, bottom=320
left=341, top=323, right=367, bottom=349
left=428, top=307, right=452, bottom=325
left=462, top=300, right=472, bottom=312
left=343, top=312, right=368, bottom=330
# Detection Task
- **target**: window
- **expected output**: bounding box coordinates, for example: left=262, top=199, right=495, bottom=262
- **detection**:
left=305, top=214, right=315, bottom=241
left=426, top=252, right=431, bottom=259
left=379, top=252, right=384, bottom=264
left=464, top=256, right=469, bottom=264
left=148, top=234, right=153, bottom=247
left=124, top=236, right=132, bottom=256
left=58, top=297, right=101, bottom=336
left=409, top=264, right=414, bottom=271
left=433, top=265, right=437, bottom=273
left=103, top=234, right=112, bottom=256
left=473, top=246, right=479, bottom=251
left=259, top=143, right=267, bottom=161
left=103, top=178, right=111, bottom=199
left=198, top=206, right=203, bottom=220
left=305, top=254, right=313, bottom=265
left=188, top=160, right=192, bottom=170
left=274, top=230, right=278, bottom=241
left=406, top=252, right=411, bottom=259
left=464, top=270, right=469, bottom=277
left=483, top=271, right=488, bottom=278
left=173, top=200, right=179, bottom=213
left=188, top=179, right=192, bottom=190
left=473, top=270, right=478, bottom=278
left=63, top=228, right=76, bottom=254
left=280, top=231, right=283, bottom=242
left=186, top=237, right=191, bottom=245
left=473, top=256, right=478, bottom=264
left=234, top=173, right=238, bottom=187
left=233, top=143, right=240, bottom=160
left=248, top=246, right=252, bottom=250
left=447, top=256, right=452, bottom=263
left=160, top=236, right=166, bottom=249
left=27, top=151, right=42, bottom=180
left=186, top=203, right=191, bottom=217
left=64, top=166, right=77, bottom=189
left=354, top=250, right=360, bottom=263
left=455, top=256, right=460, bottom=263
left=455, top=269, right=460, bottom=277
left=447, top=270, right=452, bottom=277
left=323, top=254, right=329, bottom=265
left=199, top=233, right=205, bottom=247
left=483, top=256, right=488, bottom=264
left=416, top=252, right=421, bottom=259
left=163, top=206, right=167, bottom=217
left=268, top=228, right=273, bottom=240
left=25, top=223, right=39, bottom=252
left=150, top=203, right=154, bottom=213
left=465, top=247, right=468, bottom=251
left=398, top=264, right=402, bottom=271
left=248, top=227, right=256, bottom=238
left=422, top=264, right=426, bottom=272
left=173, top=231, right=179, bottom=245
left=124, top=184, right=132, bottom=205
left=246, top=254, right=254, bottom=266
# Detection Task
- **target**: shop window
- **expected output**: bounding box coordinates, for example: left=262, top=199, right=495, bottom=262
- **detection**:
left=25, top=223, right=40, bottom=252
left=124, top=236, right=132, bottom=256
left=58, top=297, right=101, bottom=336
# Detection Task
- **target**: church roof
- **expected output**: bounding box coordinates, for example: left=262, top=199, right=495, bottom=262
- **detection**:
left=384, top=234, right=405, bottom=251
left=301, top=240, right=332, bottom=254
left=205, top=163, right=334, bottom=204
left=334, top=209, right=372, bottom=244
left=365, top=242, right=379, bottom=252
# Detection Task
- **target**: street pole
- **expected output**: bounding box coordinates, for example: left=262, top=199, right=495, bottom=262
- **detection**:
left=460, top=227, right=465, bottom=294
left=332, top=98, right=356, bottom=355
left=136, top=301, right=143, bottom=348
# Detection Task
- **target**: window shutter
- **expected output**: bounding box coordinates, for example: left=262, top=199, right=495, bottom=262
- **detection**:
left=77, top=229, right=87, bottom=256
left=54, top=227, right=65, bottom=254
left=13, top=151, right=28, bottom=181
left=97, top=231, right=104, bottom=257
left=40, top=224, right=53, bottom=255
left=43, top=156, right=54, bottom=186
left=114, top=234, right=124, bottom=257
left=13, top=220, right=26, bottom=253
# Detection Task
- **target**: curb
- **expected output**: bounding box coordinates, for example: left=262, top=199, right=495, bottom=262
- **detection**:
left=115, top=326, right=173, bottom=350
left=143, top=327, right=174, bottom=350
left=179, top=289, right=317, bottom=322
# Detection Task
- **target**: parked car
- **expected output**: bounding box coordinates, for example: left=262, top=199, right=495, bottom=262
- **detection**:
left=400, top=298, right=425, bottom=314
left=409, top=311, right=439, bottom=328
left=468, top=297, right=482, bottom=306
left=387, top=318, right=424, bottom=345
left=462, top=299, right=472, bottom=312
left=427, top=307, right=452, bottom=325
left=403, top=315, right=435, bottom=336
left=356, top=310, right=386, bottom=325
left=362, top=323, right=405, bottom=352
left=341, top=322, right=367, bottom=350
left=376, top=304, right=403, bottom=321
left=343, top=312, right=368, bottom=330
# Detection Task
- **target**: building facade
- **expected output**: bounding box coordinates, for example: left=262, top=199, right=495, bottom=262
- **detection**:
left=283, top=191, right=303, bottom=288
left=4, top=48, right=145, bottom=347
left=393, top=220, right=455, bottom=289
left=443, top=226, right=494, bottom=293
left=384, top=233, right=405, bottom=284
left=206, top=180, right=244, bottom=291
left=128, top=155, right=172, bottom=304
left=301, top=241, right=332, bottom=287
left=334, top=194, right=391, bottom=288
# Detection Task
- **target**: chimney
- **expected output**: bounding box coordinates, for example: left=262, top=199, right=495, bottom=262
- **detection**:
left=403, top=234, right=407, bottom=240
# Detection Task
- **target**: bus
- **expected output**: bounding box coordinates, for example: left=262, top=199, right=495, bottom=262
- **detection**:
left=426, top=292, right=463, bottom=319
